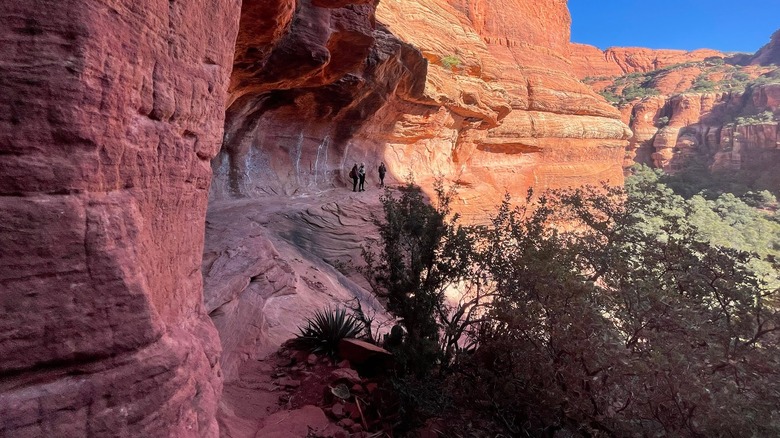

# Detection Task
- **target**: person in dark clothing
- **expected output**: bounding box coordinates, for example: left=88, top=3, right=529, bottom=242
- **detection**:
left=349, top=163, right=358, bottom=192
left=358, top=163, right=366, bottom=192
left=378, top=162, right=387, bottom=187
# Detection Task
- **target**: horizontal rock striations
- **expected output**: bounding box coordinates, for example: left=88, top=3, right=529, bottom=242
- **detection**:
left=0, top=0, right=238, bottom=436
left=570, top=44, right=726, bottom=79
left=213, top=0, right=631, bottom=220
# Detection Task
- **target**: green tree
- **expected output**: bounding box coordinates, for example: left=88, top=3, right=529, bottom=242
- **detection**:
left=362, top=180, right=481, bottom=375
left=464, top=182, right=780, bottom=436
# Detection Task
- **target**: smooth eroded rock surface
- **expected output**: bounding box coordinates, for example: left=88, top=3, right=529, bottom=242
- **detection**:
left=213, top=0, right=631, bottom=222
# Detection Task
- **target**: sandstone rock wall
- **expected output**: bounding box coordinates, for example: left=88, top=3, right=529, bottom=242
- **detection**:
left=621, top=85, right=779, bottom=188
left=0, top=0, right=239, bottom=436
left=570, top=43, right=725, bottom=79
left=214, top=0, right=631, bottom=221
left=374, top=0, right=630, bottom=219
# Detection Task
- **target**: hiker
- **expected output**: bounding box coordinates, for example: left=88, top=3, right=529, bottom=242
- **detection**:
left=349, top=163, right=358, bottom=192
left=358, top=163, right=366, bottom=192
left=378, top=162, right=387, bottom=187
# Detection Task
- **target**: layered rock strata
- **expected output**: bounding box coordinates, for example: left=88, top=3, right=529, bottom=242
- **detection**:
left=570, top=44, right=725, bottom=79
left=621, top=84, right=779, bottom=188
left=214, top=0, right=631, bottom=220
left=0, top=1, right=238, bottom=436
left=207, top=2, right=633, bottom=430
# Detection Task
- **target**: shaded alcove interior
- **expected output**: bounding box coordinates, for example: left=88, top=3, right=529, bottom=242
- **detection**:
left=199, top=2, right=417, bottom=432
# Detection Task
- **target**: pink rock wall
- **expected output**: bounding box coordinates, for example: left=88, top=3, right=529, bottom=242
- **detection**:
left=0, top=0, right=239, bottom=436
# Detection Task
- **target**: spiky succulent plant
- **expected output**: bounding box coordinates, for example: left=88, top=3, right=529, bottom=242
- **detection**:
left=296, top=307, right=364, bottom=356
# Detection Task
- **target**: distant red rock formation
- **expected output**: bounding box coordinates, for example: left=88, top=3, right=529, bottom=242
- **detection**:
left=752, top=29, right=780, bottom=66
left=569, top=43, right=726, bottom=79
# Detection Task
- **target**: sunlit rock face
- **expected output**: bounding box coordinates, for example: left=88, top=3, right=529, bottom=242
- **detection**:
left=0, top=0, right=238, bottom=436
left=573, top=29, right=780, bottom=189
left=214, top=0, right=631, bottom=221
left=368, top=0, right=631, bottom=220
left=569, top=44, right=725, bottom=79
left=618, top=84, right=780, bottom=189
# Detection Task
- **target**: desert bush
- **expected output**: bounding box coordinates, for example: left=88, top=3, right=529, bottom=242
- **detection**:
left=296, top=307, right=364, bottom=356
left=358, top=171, right=780, bottom=436
left=440, top=55, right=461, bottom=71
left=462, top=177, right=780, bottom=437
left=360, top=179, right=490, bottom=433
left=362, top=180, right=485, bottom=376
left=621, top=83, right=659, bottom=101
left=655, top=115, right=670, bottom=127
left=743, top=190, right=778, bottom=208
left=598, top=90, right=620, bottom=104
left=691, top=74, right=717, bottom=92
left=735, top=110, right=776, bottom=125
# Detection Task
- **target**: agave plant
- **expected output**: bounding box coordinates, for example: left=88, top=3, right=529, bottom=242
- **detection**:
left=296, top=307, right=364, bottom=356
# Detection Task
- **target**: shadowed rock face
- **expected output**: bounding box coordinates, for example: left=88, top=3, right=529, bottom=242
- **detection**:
left=214, top=0, right=631, bottom=221
left=213, top=0, right=427, bottom=200
left=752, top=30, right=780, bottom=66
left=0, top=0, right=239, bottom=436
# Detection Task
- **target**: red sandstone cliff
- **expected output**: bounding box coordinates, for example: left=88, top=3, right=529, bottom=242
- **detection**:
left=573, top=30, right=780, bottom=186
left=570, top=43, right=726, bottom=79
left=370, top=0, right=630, bottom=217
left=213, top=0, right=631, bottom=221
left=621, top=85, right=779, bottom=186
left=0, top=0, right=238, bottom=435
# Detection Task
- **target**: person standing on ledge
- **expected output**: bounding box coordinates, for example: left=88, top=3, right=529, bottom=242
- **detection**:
left=378, top=162, right=387, bottom=187
left=358, top=163, right=366, bottom=192
left=349, top=163, right=358, bottom=192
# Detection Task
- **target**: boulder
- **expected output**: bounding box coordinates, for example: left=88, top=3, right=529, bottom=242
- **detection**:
left=338, top=338, right=393, bottom=365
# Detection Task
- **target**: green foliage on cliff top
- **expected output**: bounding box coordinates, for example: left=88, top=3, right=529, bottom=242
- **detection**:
left=594, top=61, right=780, bottom=106
left=734, top=110, right=777, bottom=125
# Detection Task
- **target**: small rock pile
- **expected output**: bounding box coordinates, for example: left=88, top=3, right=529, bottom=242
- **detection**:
left=263, top=339, right=394, bottom=438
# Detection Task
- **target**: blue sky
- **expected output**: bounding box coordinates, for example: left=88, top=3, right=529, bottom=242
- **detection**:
left=568, top=0, right=780, bottom=53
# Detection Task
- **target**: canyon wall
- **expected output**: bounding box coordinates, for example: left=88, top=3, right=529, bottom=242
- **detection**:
left=573, top=30, right=779, bottom=190
left=205, top=1, right=633, bottom=430
left=569, top=43, right=725, bottom=79
left=0, top=0, right=239, bottom=436
left=214, top=0, right=631, bottom=220
left=621, top=84, right=779, bottom=189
